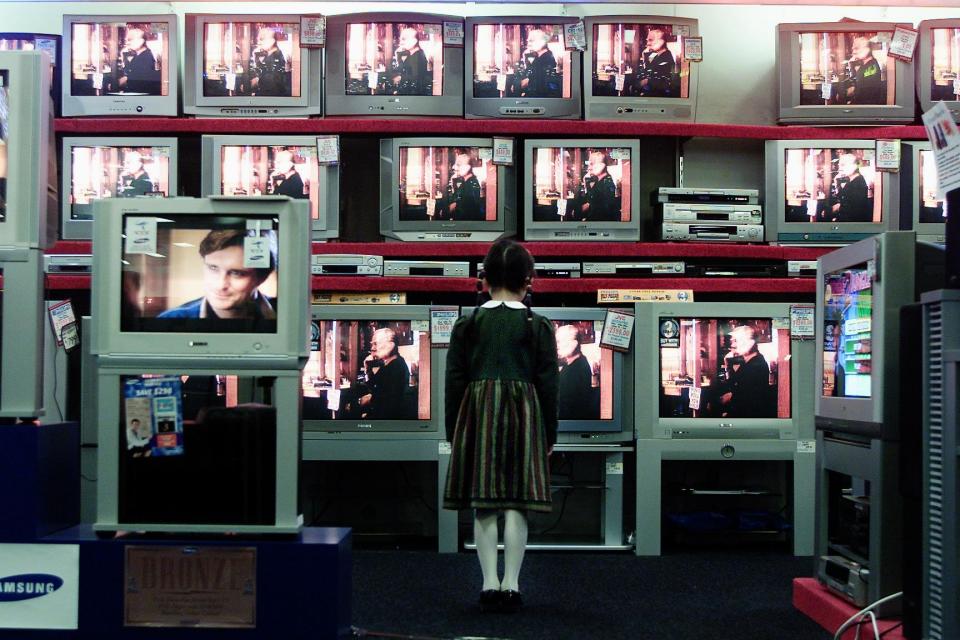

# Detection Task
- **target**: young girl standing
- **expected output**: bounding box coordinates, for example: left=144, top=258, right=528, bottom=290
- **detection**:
left=443, top=239, right=559, bottom=613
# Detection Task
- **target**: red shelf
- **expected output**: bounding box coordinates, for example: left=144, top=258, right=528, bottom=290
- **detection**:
left=793, top=578, right=904, bottom=640
left=54, top=117, right=929, bottom=141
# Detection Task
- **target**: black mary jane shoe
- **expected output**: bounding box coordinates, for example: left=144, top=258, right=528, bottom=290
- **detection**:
left=500, top=590, right=523, bottom=613
left=479, top=589, right=501, bottom=613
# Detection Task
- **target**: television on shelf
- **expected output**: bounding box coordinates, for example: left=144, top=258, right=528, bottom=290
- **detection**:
left=0, top=50, right=57, bottom=249
left=582, top=15, right=698, bottom=122
left=523, top=138, right=642, bottom=241
left=465, top=16, right=582, bottom=119
left=91, top=196, right=311, bottom=369
left=62, top=14, right=178, bottom=117
left=184, top=14, right=322, bottom=117
left=777, top=22, right=915, bottom=124
left=325, top=12, right=463, bottom=117
left=201, top=136, right=339, bottom=240
left=633, top=301, right=815, bottom=441
left=0, top=251, right=46, bottom=418
left=61, top=137, right=178, bottom=240
left=301, top=305, right=442, bottom=439
left=379, top=137, right=516, bottom=242
left=764, top=139, right=897, bottom=244
left=0, top=33, right=61, bottom=115
left=815, top=231, right=945, bottom=440
left=901, top=142, right=946, bottom=244
left=917, top=19, right=960, bottom=122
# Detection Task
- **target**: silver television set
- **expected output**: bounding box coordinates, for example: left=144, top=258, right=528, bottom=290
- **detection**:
left=0, top=33, right=61, bottom=115
left=917, top=19, right=960, bottom=123
left=0, top=249, right=46, bottom=418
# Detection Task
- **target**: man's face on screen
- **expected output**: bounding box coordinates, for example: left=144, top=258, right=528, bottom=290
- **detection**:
left=202, top=246, right=265, bottom=316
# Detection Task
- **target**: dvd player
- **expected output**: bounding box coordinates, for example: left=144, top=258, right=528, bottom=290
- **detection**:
left=384, top=261, right=470, bottom=277
left=656, top=187, right=760, bottom=205
left=662, top=202, right=762, bottom=225
left=311, top=254, right=383, bottom=276
left=661, top=223, right=765, bottom=243
left=44, top=254, right=93, bottom=274
left=582, top=261, right=685, bottom=275
left=685, top=263, right=784, bottom=277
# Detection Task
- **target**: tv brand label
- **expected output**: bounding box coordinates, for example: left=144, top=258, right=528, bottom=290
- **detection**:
left=0, top=574, right=63, bottom=601
left=0, top=544, right=79, bottom=630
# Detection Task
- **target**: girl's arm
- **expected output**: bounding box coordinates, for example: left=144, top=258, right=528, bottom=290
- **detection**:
left=444, top=317, right=470, bottom=442
left=534, top=316, right=560, bottom=447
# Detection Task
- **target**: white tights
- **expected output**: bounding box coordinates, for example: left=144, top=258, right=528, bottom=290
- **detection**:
left=474, top=509, right=529, bottom=592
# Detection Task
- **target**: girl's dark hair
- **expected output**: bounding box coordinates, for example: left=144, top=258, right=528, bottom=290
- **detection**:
left=482, top=238, right=535, bottom=294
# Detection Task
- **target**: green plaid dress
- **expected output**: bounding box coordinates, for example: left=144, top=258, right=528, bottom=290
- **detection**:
left=443, top=303, right=558, bottom=513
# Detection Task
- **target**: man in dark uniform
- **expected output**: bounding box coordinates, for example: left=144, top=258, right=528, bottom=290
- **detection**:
left=269, top=150, right=306, bottom=200
left=830, top=153, right=872, bottom=222
left=360, top=328, right=415, bottom=420
left=570, top=151, right=619, bottom=222
left=516, top=29, right=561, bottom=98
left=390, top=28, right=430, bottom=95
left=556, top=324, right=599, bottom=420
left=119, top=150, right=154, bottom=197
left=436, top=153, right=483, bottom=221
left=719, top=325, right=773, bottom=418
left=118, top=26, right=162, bottom=95
left=845, top=37, right=885, bottom=105
left=249, top=27, right=290, bottom=97
left=635, top=28, right=675, bottom=97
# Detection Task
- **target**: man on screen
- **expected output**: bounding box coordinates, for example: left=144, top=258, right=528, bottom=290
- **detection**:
left=118, top=26, right=162, bottom=95
left=635, top=28, right=676, bottom=97
left=390, top=28, right=430, bottom=95
left=556, top=324, right=599, bottom=420
left=435, top=153, right=482, bottom=221
left=269, top=150, right=306, bottom=200
left=126, top=418, right=152, bottom=457
left=516, top=29, right=560, bottom=98
left=249, top=27, right=290, bottom=97
left=829, top=154, right=872, bottom=223
left=119, top=150, right=154, bottom=197
left=158, top=229, right=277, bottom=321
left=844, top=37, right=884, bottom=105
left=358, top=328, right=415, bottom=420
left=718, top=325, right=772, bottom=418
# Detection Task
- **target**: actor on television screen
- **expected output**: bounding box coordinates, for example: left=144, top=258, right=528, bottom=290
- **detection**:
left=359, top=328, right=415, bottom=420
left=556, top=324, right=599, bottom=420
left=829, top=154, right=872, bottom=223
left=436, top=154, right=482, bottom=221
left=635, top=28, right=675, bottom=97
left=249, top=27, right=290, bottom=97
left=390, top=28, right=430, bottom=95
left=844, top=37, right=884, bottom=105
left=118, top=26, right=161, bottom=95
left=515, top=29, right=560, bottom=98
left=269, top=150, right=306, bottom=200
left=158, top=229, right=277, bottom=320
left=718, top=325, right=772, bottom=418
left=569, top=152, right=618, bottom=222
left=119, top=150, right=154, bottom=197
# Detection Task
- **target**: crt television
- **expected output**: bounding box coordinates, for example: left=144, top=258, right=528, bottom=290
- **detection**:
left=523, top=138, right=642, bottom=241
left=61, top=136, right=178, bottom=240
left=91, top=196, right=311, bottom=369
left=0, top=33, right=61, bottom=115
left=62, top=14, right=178, bottom=117
left=380, top=137, right=516, bottom=242
left=465, top=16, right=582, bottom=119
left=0, top=249, right=46, bottom=418
left=816, top=232, right=945, bottom=440
left=0, top=50, right=57, bottom=249
left=917, top=19, right=960, bottom=123
left=777, top=22, right=915, bottom=125
left=184, top=14, right=322, bottom=117
left=302, top=305, right=442, bottom=439
left=634, top=301, right=815, bottom=440
left=901, top=142, right=946, bottom=244
left=765, top=139, right=897, bottom=244
left=582, top=15, right=698, bottom=122
left=325, top=12, right=463, bottom=117
left=201, top=135, right=339, bottom=240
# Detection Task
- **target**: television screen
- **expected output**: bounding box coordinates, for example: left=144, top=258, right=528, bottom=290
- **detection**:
left=822, top=264, right=873, bottom=399
left=797, top=31, right=895, bottom=106
left=397, top=145, right=497, bottom=222
left=659, top=317, right=792, bottom=419
left=783, top=147, right=882, bottom=223
left=553, top=319, right=613, bottom=422
left=918, top=149, right=947, bottom=224
left=202, top=21, right=300, bottom=98
left=0, top=69, right=7, bottom=223
left=218, top=145, right=317, bottom=219
left=472, top=23, right=571, bottom=98
left=70, top=145, right=172, bottom=221
left=70, top=21, right=169, bottom=96
left=591, top=22, right=689, bottom=98
left=302, top=320, right=430, bottom=421
left=531, top=145, right=632, bottom=222
left=344, top=22, right=443, bottom=96
left=120, top=214, right=279, bottom=334
left=929, top=27, right=960, bottom=102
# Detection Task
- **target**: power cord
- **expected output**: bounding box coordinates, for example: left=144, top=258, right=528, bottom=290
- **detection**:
left=832, top=591, right=902, bottom=640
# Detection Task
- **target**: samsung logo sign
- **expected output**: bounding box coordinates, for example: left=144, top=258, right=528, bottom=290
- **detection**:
left=0, top=574, right=64, bottom=601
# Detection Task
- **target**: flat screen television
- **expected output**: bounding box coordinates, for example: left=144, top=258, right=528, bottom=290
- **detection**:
left=0, top=33, right=61, bottom=115
left=0, top=50, right=56, bottom=249
left=777, top=22, right=915, bottom=125
left=634, top=301, right=815, bottom=440
left=62, top=14, right=178, bottom=117
left=184, top=14, right=322, bottom=117
left=91, top=196, right=311, bottom=369
left=302, top=305, right=442, bottom=439
left=0, top=250, right=45, bottom=418
left=765, top=139, right=897, bottom=244
left=816, top=231, right=945, bottom=440
left=917, top=19, right=960, bottom=122
left=465, top=16, right=582, bottom=119
left=380, top=137, right=516, bottom=242
left=901, top=142, right=947, bottom=244
left=61, top=136, right=178, bottom=240
left=582, top=15, right=698, bottom=122
left=200, top=135, right=339, bottom=240
left=325, top=12, right=463, bottom=117
left=523, top=138, right=642, bottom=241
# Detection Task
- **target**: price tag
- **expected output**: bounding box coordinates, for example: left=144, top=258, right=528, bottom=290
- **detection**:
left=605, top=462, right=624, bottom=475
left=675, top=24, right=691, bottom=37
left=61, top=322, right=80, bottom=351
left=922, top=101, right=960, bottom=198
left=48, top=300, right=78, bottom=349
left=614, top=73, right=625, bottom=92
left=443, top=21, right=464, bottom=46
left=439, top=441, right=452, bottom=455
left=243, top=235, right=270, bottom=269
left=124, top=216, right=157, bottom=254
left=821, top=82, right=832, bottom=100
left=478, top=148, right=493, bottom=161
left=888, top=25, right=918, bottom=61
left=797, top=439, right=816, bottom=453
left=316, top=136, right=340, bottom=165
left=610, top=148, right=630, bottom=160
left=790, top=304, right=815, bottom=339
left=92, top=72, right=104, bottom=90
left=411, top=320, right=430, bottom=333
left=430, top=307, right=459, bottom=346
left=875, top=139, right=901, bottom=172
left=423, top=24, right=441, bottom=37
left=599, top=308, right=635, bottom=352
left=684, top=37, right=703, bottom=62
left=301, top=15, right=326, bottom=48
left=688, top=386, right=702, bottom=411
left=564, top=21, right=586, bottom=51
left=492, top=137, right=514, bottom=165
left=495, top=73, right=506, bottom=92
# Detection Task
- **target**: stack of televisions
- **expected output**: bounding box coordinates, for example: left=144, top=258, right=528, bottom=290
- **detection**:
left=0, top=15, right=954, bottom=250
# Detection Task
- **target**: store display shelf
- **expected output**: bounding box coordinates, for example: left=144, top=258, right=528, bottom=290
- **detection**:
left=53, top=117, right=930, bottom=141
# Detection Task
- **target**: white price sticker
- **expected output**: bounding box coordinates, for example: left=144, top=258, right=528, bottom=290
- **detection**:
left=790, top=305, right=815, bottom=339
left=492, top=138, right=514, bottom=165
left=301, top=15, right=326, bottom=47
left=430, top=307, right=459, bottom=346
left=124, top=217, right=157, bottom=254
left=243, top=235, right=270, bottom=268
left=564, top=21, right=586, bottom=51
left=610, top=148, right=630, bottom=160
left=423, top=24, right=441, bottom=37
left=600, top=308, right=635, bottom=352
left=675, top=25, right=691, bottom=37
left=684, top=37, right=703, bottom=62
left=875, top=139, right=901, bottom=172
left=478, top=148, right=493, bottom=161
left=888, top=26, right=918, bottom=61
left=605, top=462, right=624, bottom=475
left=797, top=439, right=816, bottom=453
left=48, top=300, right=78, bottom=348
left=316, top=136, right=340, bottom=165
left=439, top=441, right=452, bottom=455
left=411, top=320, right=430, bottom=333
left=443, top=21, right=464, bottom=46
